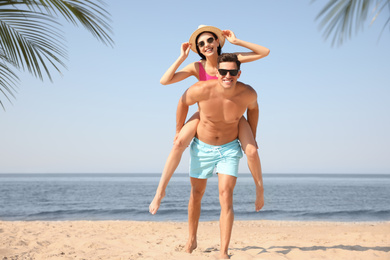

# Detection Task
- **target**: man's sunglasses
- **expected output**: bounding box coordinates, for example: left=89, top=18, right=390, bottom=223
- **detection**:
left=218, top=69, right=240, bottom=76
left=197, top=37, right=215, bottom=48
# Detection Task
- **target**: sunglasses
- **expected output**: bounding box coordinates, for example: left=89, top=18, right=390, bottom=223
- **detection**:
left=197, top=37, right=215, bottom=48
left=218, top=69, right=240, bottom=76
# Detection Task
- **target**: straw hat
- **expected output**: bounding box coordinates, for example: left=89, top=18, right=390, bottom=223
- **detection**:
left=189, top=25, right=225, bottom=53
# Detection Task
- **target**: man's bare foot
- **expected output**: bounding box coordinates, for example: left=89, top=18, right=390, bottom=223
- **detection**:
left=149, top=192, right=165, bottom=215
left=185, top=239, right=197, bottom=253
left=218, top=252, right=230, bottom=259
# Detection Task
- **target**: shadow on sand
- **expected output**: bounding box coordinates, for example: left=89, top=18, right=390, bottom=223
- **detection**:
left=230, top=245, right=390, bottom=255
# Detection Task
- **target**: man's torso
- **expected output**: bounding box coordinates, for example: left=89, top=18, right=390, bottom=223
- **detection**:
left=196, top=81, right=253, bottom=146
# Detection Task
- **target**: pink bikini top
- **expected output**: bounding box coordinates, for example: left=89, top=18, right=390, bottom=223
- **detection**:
left=198, top=61, right=218, bottom=81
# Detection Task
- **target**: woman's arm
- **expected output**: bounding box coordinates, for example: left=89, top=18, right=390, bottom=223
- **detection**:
left=222, top=30, right=270, bottom=63
left=160, top=42, right=198, bottom=85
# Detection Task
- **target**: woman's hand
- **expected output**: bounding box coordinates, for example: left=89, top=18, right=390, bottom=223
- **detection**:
left=222, top=30, right=239, bottom=45
left=180, top=42, right=191, bottom=60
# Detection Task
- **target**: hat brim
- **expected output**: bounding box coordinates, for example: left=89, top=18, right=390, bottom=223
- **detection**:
left=189, top=26, right=225, bottom=54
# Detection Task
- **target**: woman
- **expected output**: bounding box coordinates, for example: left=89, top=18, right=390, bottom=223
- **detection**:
left=149, top=25, right=269, bottom=215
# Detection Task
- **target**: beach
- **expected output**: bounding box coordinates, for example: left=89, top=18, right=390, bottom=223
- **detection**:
left=1, top=220, right=389, bottom=260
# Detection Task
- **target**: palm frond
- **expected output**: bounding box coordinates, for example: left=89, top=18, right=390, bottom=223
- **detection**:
left=315, top=0, right=390, bottom=46
left=373, top=0, right=390, bottom=39
left=0, top=59, right=19, bottom=110
left=14, top=0, right=114, bottom=47
left=0, top=0, right=113, bottom=109
left=316, top=0, right=373, bottom=46
left=0, top=9, right=67, bottom=81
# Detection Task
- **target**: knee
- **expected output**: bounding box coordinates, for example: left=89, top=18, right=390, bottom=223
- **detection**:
left=219, top=189, right=233, bottom=208
left=172, top=137, right=187, bottom=151
left=244, top=145, right=259, bottom=161
left=190, top=187, right=206, bottom=202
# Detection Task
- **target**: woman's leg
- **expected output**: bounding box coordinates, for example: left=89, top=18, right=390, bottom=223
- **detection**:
left=149, top=112, right=199, bottom=215
left=238, top=117, right=264, bottom=211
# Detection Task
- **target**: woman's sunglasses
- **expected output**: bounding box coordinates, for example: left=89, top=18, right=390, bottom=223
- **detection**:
left=218, top=69, right=240, bottom=76
left=197, top=37, right=215, bottom=48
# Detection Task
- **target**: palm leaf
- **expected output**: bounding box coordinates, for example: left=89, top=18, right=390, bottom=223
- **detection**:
left=316, top=0, right=372, bottom=46
left=0, top=9, right=67, bottom=81
left=0, top=0, right=113, bottom=109
left=373, top=0, right=390, bottom=39
left=0, top=59, right=19, bottom=110
left=15, top=0, right=114, bottom=46
left=315, top=0, right=390, bottom=46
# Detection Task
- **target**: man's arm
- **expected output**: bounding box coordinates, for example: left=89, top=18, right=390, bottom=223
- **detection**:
left=244, top=87, right=264, bottom=212
left=175, top=82, right=205, bottom=134
left=176, top=94, right=189, bottom=134
left=246, top=90, right=259, bottom=140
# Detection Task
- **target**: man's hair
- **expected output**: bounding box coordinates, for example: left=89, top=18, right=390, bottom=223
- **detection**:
left=195, top=31, right=222, bottom=60
left=217, top=53, right=241, bottom=70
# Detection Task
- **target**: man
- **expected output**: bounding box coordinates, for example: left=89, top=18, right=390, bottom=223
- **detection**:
left=176, top=53, right=264, bottom=259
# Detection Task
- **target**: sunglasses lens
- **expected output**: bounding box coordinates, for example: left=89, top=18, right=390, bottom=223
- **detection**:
left=218, top=69, right=227, bottom=76
left=230, top=70, right=238, bottom=76
left=198, top=37, right=214, bottom=48
left=218, top=69, right=239, bottom=76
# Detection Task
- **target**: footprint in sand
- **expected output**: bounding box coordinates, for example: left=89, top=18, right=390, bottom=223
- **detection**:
left=175, top=244, right=185, bottom=252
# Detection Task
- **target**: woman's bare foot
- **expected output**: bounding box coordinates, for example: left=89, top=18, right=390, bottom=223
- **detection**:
left=185, top=238, right=197, bottom=253
left=255, top=188, right=264, bottom=212
left=149, top=191, right=165, bottom=215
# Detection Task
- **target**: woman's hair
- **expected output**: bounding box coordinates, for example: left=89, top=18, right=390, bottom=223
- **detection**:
left=217, top=53, right=241, bottom=70
left=195, top=31, right=222, bottom=60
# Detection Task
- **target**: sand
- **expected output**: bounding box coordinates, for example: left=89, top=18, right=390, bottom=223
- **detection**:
left=0, top=220, right=389, bottom=259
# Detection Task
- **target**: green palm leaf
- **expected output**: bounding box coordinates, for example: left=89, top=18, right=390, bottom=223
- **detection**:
left=0, top=9, right=67, bottom=80
left=0, top=0, right=113, bottom=110
left=22, top=0, right=114, bottom=46
left=0, top=59, right=18, bottom=110
left=315, top=0, right=390, bottom=46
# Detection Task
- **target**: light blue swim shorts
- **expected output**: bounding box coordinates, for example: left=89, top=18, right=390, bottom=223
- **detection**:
left=189, top=137, right=243, bottom=179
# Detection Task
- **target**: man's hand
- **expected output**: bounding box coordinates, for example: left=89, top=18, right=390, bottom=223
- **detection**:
left=173, top=131, right=180, bottom=144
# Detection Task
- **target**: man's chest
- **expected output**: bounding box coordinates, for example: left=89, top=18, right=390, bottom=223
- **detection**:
left=200, top=98, right=247, bottom=123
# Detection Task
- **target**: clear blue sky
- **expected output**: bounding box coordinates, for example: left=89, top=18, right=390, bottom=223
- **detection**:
left=1, top=0, right=389, bottom=174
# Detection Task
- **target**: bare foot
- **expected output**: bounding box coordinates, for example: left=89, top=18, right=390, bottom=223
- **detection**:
left=185, top=239, right=197, bottom=253
left=255, top=188, right=264, bottom=212
left=218, top=252, right=230, bottom=259
left=149, top=192, right=165, bottom=215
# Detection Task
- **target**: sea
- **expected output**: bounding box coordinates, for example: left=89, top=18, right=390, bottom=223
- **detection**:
left=0, top=173, right=389, bottom=222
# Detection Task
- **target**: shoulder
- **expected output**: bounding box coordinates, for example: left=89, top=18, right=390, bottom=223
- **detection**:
left=237, top=81, right=257, bottom=97
left=237, top=82, right=258, bottom=108
left=186, top=80, right=216, bottom=100
left=190, top=79, right=215, bottom=93
left=181, top=61, right=200, bottom=76
left=182, top=61, right=198, bottom=71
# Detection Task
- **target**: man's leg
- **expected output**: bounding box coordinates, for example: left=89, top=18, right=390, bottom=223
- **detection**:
left=186, top=177, right=207, bottom=253
left=218, top=173, right=237, bottom=259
